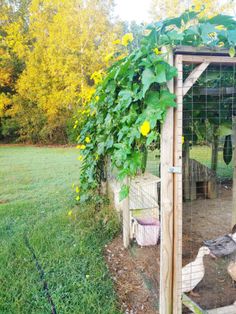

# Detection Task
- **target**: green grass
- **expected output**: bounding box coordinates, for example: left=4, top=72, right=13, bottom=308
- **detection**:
left=190, top=145, right=233, bottom=179
left=147, top=145, right=233, bottom=179
left=0, top=146, right=121, bottom=314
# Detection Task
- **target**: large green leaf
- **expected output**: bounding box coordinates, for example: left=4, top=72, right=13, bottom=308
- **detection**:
left=141, top=68, right=157, bottom=96
left=208, top=15, right=236, bottom=28
left=158, top=90, right=176, bottom=109
left=119, top=184, right=130, bottom=201
left=228, top=30, right=236, bottom=44
left=155, top=63, right=167, bottom=83
left=144, top=91, right=160, bottom=108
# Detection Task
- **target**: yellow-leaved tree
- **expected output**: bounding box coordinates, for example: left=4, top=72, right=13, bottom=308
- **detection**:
left=0, top=0, right=30, bottom=141
left=15, top=0, right=121, bottom=142
left=149, top=0, right=235, bottom=21
left=1, top=0, right=121, bottom=143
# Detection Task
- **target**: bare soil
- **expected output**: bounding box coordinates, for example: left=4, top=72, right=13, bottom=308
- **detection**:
left=105, top=184, right=236, bottom=313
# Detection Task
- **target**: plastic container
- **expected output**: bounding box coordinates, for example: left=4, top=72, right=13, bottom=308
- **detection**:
left=134, top=218, right=160, bottom=246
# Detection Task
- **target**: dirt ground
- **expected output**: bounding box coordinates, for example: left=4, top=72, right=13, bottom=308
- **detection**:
left=105, top=184, right=236, bottom=313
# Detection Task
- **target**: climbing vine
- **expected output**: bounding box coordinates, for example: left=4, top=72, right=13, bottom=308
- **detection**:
left=75, top=11, right=236, bottom=202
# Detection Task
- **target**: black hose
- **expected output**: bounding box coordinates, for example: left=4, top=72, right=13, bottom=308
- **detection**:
left=24, top=233, right=57, bottom=314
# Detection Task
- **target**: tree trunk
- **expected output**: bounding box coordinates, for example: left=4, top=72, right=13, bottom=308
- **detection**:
left=211, top=126, right=219, bottom=172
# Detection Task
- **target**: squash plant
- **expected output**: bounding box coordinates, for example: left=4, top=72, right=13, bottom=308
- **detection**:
left=76, top=11, right=236, bottom=202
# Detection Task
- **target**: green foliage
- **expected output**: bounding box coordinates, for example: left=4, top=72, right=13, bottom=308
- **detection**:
left=76, top=11, right=236, bottom=201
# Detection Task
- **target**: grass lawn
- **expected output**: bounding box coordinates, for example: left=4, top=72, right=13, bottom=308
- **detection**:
left=147, top=145, right=233, bottom=179
left=0, top=146, right=120, bottom=314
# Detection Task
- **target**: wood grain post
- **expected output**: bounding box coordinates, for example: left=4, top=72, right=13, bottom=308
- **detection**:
left=160, top=50, right=174, bottom=314
left=232, top=116, right=236, bottom=228
left=123, top=177, right=130, bottom=248
left=173, top=54, right=183, bottom=314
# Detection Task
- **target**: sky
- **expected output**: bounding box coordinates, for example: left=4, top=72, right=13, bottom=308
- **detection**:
left=114, top=0, right=152, bottom=22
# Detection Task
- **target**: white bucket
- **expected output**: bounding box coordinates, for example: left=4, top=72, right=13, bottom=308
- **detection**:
left=134, top=218, right=160, bottom=246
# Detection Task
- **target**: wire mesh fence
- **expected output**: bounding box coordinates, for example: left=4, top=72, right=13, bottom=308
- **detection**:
left=105, top=59, right=236, bottom=314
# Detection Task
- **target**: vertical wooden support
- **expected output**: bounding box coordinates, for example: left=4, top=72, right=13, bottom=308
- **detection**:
left=232, top=117, right=236, bottom=227
left=173, top=54, right=183, bottom=314
left=183, top=140, right=190, bottom=200
left=160, top=51, right=174, bottom=314
left=123, top=177, right=130, bottom=248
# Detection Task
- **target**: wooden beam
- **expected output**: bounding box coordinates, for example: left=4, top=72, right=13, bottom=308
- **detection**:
left=182, top=55, right=236, bottom=64
left=123, top=177, right=130, bottom=248
left=182, top=294, right=207, bottom=314
left=208, top=303, right=236, bottom=314
left=160, top=50, right=174, bottom=314
left=173, top=54, right=183, bottom=314
left=232, top=116, right=236, bottom=228
left=183, top=62, right=210, bottom=96
left=193, top=87, right=236, bottom=96
left=174, top=45, right=230, bottom=56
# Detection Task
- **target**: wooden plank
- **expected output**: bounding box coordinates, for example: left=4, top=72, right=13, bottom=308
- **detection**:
left=182, top=55, right=236, bottom=64
left=182, top=294, right=208, bottom=314
left=193, top=87, right=236, bottom=96
left=208, top=303, right=236, bottom=314
left=183, top=62, right=210, bottom=96
left=160, top=50, right=174, bottom=314
left=232, top=116, right=236, bottom=228
left=174, top=45, right=230, bottom=56
left=173, top=54, right=183, bottom=314
left=123, top=177, right=130, bottom=248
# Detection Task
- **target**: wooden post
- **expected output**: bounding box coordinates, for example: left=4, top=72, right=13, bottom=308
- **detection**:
left=160, top=50, right=174, bottom=314
left=173, top=54, right=183, bottom=314
left=183, top=140, right=190, bottom=200
left=211, top=125, right=219, bottom=172
left=232, top=117, right=236, bottom=227
left=123, top=177, right=130, bottom=248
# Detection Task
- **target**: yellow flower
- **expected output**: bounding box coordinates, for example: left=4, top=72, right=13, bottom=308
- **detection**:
left=140, top=121, right=151, bottom=137
left=218, top=41, right=225, bottom=47
left=208, top=32, right=216, bottom=39
left=91, top=71, right=103, bottom=85
left=112, top=39, right=121, bottom=45
left=121, top=33, right=134, bottom=46
left=68, top=210, right=73, bottom=216
left=73, top=120, right=78, bottom=129
left=75, top=186, right=80, bottom=193
left=85, top=136, right=91, bottom=143
left=76, top=196, right=80, bottom=201
left=153, top=47, right=162, bottom=55
left=215, top=25, right=226, bottom=31
left=95, top=95, right=100, bottom=102
left=76, top=144, right=86, bottom=150
left=77, top=155, right=83, bottom=161
left=104, top=53, right=113, bottom=62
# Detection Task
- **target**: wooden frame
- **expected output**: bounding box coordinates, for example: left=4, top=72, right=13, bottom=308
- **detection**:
left=160, top=50, right=236, bottom=314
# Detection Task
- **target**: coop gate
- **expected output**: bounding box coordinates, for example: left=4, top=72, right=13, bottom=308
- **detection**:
left=160, top=49, right=236, bottom=314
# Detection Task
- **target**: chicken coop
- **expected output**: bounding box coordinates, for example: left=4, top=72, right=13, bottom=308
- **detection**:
left=161, top=47, right=236, bottom=314
left=106, top=46, right=236, bottom=314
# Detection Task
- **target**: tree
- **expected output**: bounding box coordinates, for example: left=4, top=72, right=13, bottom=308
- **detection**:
left=0, top=0, right=122, bottom=143
left=0, top=0, right=30, bottom=141
left=149, top=0, right=235, bottom=21
left=15, top=0, right=121, bottom=142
